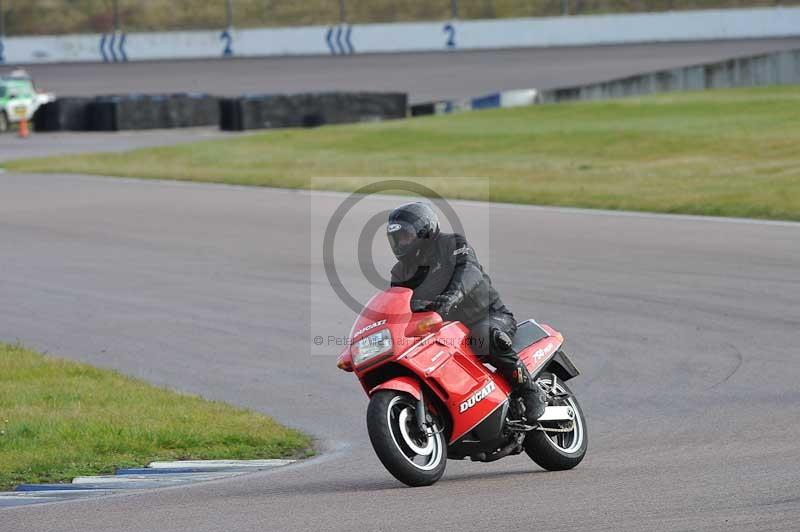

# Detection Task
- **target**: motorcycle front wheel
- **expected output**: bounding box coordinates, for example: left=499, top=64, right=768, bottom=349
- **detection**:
left=524, top=374, right=588, bottom=471
left=367, top=390, right=447, bottom=487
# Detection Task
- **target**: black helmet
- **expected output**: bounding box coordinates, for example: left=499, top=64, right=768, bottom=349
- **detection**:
left=386, top=202, right=440, bottom=259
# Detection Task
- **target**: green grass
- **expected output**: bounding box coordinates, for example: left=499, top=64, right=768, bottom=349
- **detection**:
left=0, top=343, right=312, bottom=490
left=6, top=85, right=800, bottom=221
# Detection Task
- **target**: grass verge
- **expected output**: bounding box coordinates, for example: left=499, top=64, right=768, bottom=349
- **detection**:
left=0, top=343, right=312, bottom=490
left=5, top=85, right=800, bottom=221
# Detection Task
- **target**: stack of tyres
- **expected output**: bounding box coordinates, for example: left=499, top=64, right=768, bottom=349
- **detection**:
left=88, top=97, right=120, bottom=131
left=409, top=103, right=436, bottom=117
left=88, top=95, right=153, bottom=131
left=169, top=94, right=220, bottom=128
left=150, top=95, right=171, bottom=129
left=244, top=94, right=305, bottom=129
left=219, top=92, right=408, bottom=131
left=240, top=95, right=273, bottom=130
left=40, top=94, right=221, bottom=131
left=196, top=94, right=221, bottom=126
left=120, top=95, right=149, bottom=130
left=221, top=94, right=303, bottom=131
left=326, top=92, right=407, bottom=123
left=219, top=97, right=242, bottom=131
left=33, top=97, right=94, bottom=131
left=35, top=92, right=404, bottom=132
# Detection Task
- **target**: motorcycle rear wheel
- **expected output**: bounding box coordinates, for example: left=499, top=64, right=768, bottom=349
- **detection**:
left=367, top=390, right=447, bottom=487
left=524, top=375, right=587, bottom=471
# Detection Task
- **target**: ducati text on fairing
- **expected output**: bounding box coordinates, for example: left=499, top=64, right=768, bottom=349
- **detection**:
left=460, top=381, right=496, bottom=413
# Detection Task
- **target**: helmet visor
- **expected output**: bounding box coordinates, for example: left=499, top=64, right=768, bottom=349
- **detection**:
left=387, top=221, right=418, bottom=258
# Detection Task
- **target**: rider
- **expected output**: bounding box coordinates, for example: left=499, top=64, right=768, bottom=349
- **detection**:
left=386, top=201, right=546, bottom=422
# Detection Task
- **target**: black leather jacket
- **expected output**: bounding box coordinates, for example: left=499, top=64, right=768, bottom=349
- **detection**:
left=390, top=233, right=503, bottom=325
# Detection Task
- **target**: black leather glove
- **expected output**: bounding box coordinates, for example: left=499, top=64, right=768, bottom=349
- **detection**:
left=410, top=299, right=434, bottom=313
left=430, top=290, right=464, bottom=317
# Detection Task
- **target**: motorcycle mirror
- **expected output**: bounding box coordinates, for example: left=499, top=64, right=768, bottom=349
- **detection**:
left=336, top=348, right=354, bottom=372
left=404, top=312, right=444, bottom=337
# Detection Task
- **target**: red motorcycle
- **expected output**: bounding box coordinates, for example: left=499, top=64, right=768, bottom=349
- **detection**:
left=337, top=287, right=587, bottom=487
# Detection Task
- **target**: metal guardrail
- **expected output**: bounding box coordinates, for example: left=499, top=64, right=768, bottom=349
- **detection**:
left=0, top=0, right=798, bottom=36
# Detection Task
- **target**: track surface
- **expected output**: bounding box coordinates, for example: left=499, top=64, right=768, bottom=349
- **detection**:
left=0, top=128, right=244, bottom=162
left=11, top=38, right=800, bottom=102
left=1, top=173, right=798, bottom=531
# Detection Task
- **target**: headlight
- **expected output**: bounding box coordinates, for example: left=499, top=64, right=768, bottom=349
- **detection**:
left=352, top=329, right=392, bottom=366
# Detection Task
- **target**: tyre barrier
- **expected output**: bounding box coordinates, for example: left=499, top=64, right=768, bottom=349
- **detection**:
left=219, top=92, right=408, bottom=131
left=33, top=92, right=405, bottom=132
left=34, top=93, right=220, bottom=132
left=33, top=97, right=94, bottom=132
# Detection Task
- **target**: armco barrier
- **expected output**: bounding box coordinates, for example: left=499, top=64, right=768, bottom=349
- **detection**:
left=537, top=48, right=800, bottom=103
left=410, top=48, right=800, bottom=114
left=410, top=89, right=538, bottom=116
left=220, top=92, right=407, bottom=131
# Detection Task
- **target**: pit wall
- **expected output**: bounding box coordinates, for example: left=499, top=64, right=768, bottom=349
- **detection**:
left=1, top=6, right=800, bottom=65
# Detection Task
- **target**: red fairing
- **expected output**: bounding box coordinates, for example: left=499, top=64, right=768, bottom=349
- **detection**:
left=398, top=321, right=510, bottom=443
left=518, top=328, right=564, bottom=377
left=343, top=289, right=565, bottom=444
left=369, top=376, right=421, bottom=400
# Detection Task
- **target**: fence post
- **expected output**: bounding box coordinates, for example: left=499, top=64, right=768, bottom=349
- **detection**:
left=562, top=0, right=569, bottom=16
left=451, top=0, right=458, bottom=19
left=339, top=0, right=346, bottom=23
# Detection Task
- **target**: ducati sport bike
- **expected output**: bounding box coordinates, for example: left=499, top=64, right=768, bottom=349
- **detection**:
left=336, top=287, right=587, bottom=487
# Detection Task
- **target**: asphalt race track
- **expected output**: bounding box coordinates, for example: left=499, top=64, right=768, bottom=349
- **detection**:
left=0, top=129, right=244, bottom=163
left=1, top=172, right=798, bottom=531
left=2, top=38, right=800, bottom=531
left=13, top=38, right=800, bottom=102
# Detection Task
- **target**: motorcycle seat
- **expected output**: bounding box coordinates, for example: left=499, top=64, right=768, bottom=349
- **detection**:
left=511, top=320, right=549, bottom=354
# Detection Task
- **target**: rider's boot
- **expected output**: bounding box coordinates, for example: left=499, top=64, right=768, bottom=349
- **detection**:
left=492, top=329, right=547, bottom=423
left=510, top=361, right=547, bottom=423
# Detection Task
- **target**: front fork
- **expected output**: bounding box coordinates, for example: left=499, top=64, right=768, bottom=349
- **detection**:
left=415, top=392, right=442, bottom=438
left=415, top=393, right=428, bottom=434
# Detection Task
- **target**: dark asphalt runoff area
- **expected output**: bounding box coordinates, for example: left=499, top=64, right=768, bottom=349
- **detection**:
left=9, top=38, right=800, bottom=103
left=0, top=172, right=798, bottom=531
